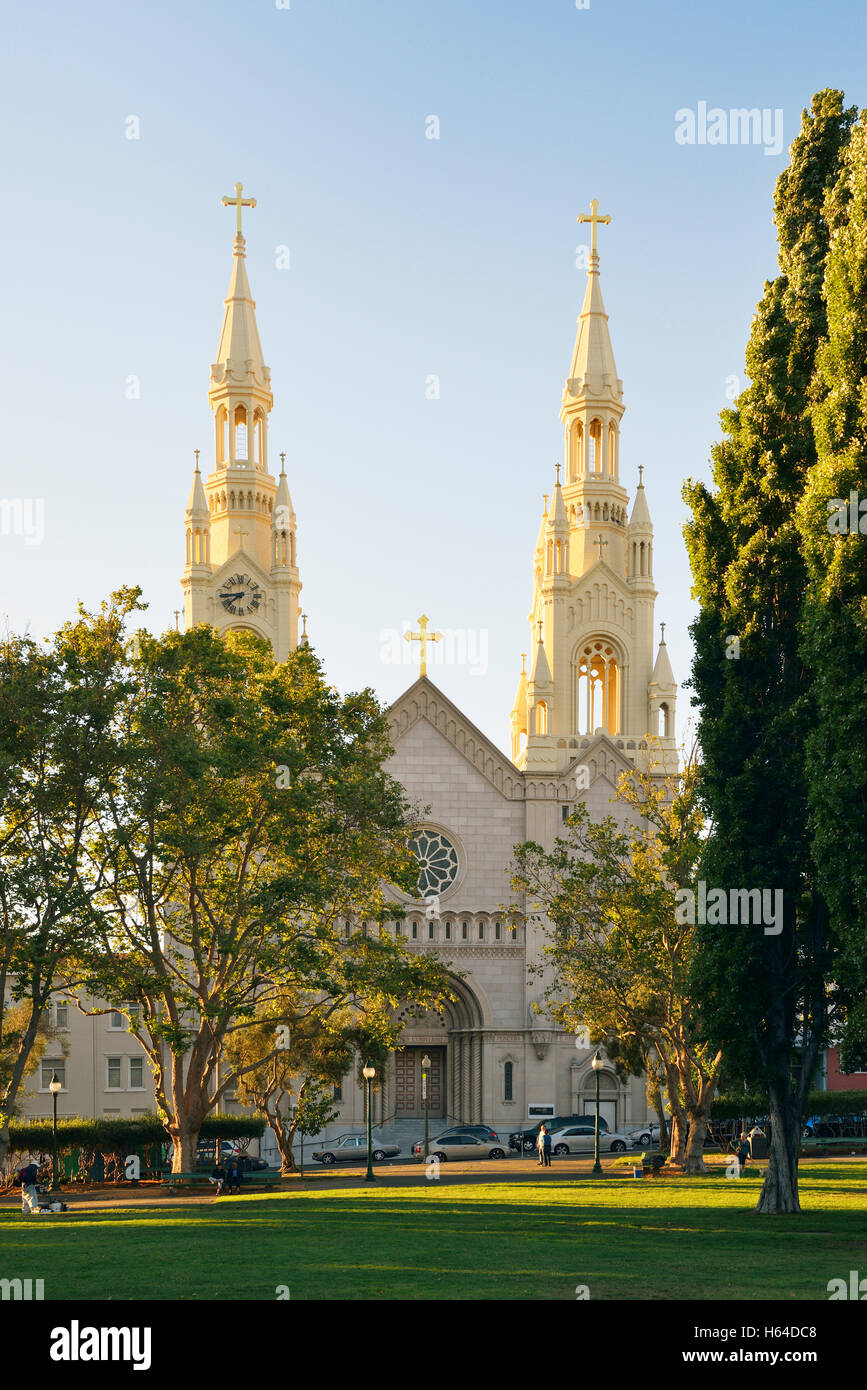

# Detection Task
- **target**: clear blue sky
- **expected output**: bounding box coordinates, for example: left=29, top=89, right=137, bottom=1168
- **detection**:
left=2, top=0, right=865, bottom=753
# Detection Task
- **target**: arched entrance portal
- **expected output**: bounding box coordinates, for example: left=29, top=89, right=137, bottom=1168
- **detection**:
left=386, top=977, right=486, bottom=1126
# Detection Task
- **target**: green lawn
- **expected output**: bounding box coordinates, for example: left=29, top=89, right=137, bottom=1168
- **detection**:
left=2, top=1162, right=866, bottom=1300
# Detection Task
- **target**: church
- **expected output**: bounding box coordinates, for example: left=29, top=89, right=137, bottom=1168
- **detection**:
left=21, top=190, right=676, bottom=1149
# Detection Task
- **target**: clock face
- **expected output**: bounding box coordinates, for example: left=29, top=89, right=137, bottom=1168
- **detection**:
left=218, top=573, right=262, bottom=617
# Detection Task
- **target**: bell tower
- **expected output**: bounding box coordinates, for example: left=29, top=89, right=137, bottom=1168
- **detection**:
left=181, top=183, right=301, bottom=660
left=510, top=202, right=677, bottom=775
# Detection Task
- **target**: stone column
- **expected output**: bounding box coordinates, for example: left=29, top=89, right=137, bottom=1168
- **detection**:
left=461, top=1035, right=472, bottom=1123
left=474, top=1033, right=483, bottom=1123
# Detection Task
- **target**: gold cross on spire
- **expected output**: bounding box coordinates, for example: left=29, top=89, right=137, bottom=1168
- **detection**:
left=594, top=533, right=608, bottom=563
left=403, top=613, right=443, bottom=677
left=222, top=182, right=257, bottom=239
left=577, top=198, right=611, bottom=256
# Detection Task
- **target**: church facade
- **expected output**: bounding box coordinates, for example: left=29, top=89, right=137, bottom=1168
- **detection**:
left=17, top=195, right=676, bottom=1148
left=323, top=207, right=679, bottom=1143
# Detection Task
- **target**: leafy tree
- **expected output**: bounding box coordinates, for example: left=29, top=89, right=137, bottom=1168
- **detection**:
left=798, top=112, right=867, bottom=1073
left=0, top=590, right=140, bottom=1169
left=682, top=90, right=856, bottom=1212
left=512, top=757, right=720, bottom=1173
left=78, top=624, right=449, bottom=1171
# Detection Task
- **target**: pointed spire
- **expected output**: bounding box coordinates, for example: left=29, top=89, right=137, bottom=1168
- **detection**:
left=529, top=623, right=552, bottom=688
left=273, top=453, right=295, bottom=526
left=564, top=202, right=621, bottom=404
left=213, top=235, right=268, bottom=383
left=186, top=456, right=208, bottom=518
left=547, top=472, right=568, bottom=532
left=629, top=465, right=652, bottom=529
left=651, top=623, right=676, bottom=688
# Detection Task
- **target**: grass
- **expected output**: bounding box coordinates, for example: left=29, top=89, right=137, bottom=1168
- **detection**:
left=2, top=1161, right=866, bottom=1300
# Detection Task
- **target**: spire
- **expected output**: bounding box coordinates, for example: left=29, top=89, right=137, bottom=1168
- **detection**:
left=565, top=200, right=621, bottom=404
left=186, top=459, right=208, bottom=519
left=513, top=652, right=528, bottom=709
left=629, top=466, right=652, bottom=528
left=651, top=625, right=676, bottom=688
left=547, top=473, right=568, bottom=532
left=529, top=624, right=552, bottom=688
left=209, top=181, right=273, bottom=449
left=534, top=494, right=549, bottom=560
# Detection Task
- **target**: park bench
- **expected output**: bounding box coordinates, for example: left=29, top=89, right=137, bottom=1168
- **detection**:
left=640, top=1151, right=666, bottom=1177
left=161, top=1170, right=285, bottom=1191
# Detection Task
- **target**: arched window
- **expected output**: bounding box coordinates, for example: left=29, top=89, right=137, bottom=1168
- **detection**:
left=504, top=1061, right=514, bottom=1102
left=590, top=418, right=603, bottom=474
left=576, top=641, right=620, bottom=735
left=608, top=422, right=617, bottom=476
left=234, top=405, right=247, bottom=462
left=216, top=406, right=227, bottom=465
left=571, top=421, right=584, bottom=479
left=536, top=701, right=548, bottom=735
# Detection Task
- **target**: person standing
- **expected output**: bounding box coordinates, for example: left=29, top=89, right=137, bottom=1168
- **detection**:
left=19, top=1159, right=41, bottom=1216
left=537, top=1125, right=552, bottom=1168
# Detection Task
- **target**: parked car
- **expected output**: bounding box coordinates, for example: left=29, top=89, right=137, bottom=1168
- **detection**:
left=414, top=1133, right=506, bottom=1161
left=311, top=1134, right=400, bottom=1164
left=509, top=1115, right=609, bottom=1153
left=627, top=1122, right=665, bottom=1147
left=547, top=1123, right=633, bottom=1155
left=195, top=1142, right=269, bottom=1172
left=429, top=1125, right=500, bottom=1143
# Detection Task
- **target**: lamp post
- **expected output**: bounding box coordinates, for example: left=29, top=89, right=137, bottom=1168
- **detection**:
left=422, top=1054, right=431, bottom=1161
left=49, top=1072, right=62, bottom=1192
left=363, top=1064, right=376, bottom=1182
left=591, top=1051, right=604, bottom=1176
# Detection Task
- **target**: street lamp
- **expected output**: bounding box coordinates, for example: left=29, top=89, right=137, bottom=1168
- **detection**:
left=49, top=1072, right=62, bottom=1193
left=362, top=1064, right=376, bottom=1183
left=591, top=1052, right=604, bottom=1177
left=422, top=1054, right=431, bottom=1161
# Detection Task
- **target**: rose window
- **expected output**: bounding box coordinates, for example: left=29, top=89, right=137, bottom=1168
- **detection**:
left=408, top=829, right=459, bottom=898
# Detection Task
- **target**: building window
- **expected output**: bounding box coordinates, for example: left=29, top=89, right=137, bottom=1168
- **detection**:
left=54, top=1001, right=69, bottom=1029
left=333, top=1082, right=343, bottom=1102
left=428, top=920, right=435, bottom=940
left=462, top=921, right=469, bottom=940
left=108, top=1011, right=125, bottom=1030
left=344, top=921, right=351, bottom=936
left=510, top=923, right=518, bottom=941
left=106, top=1057, right=122, bottom=1090
left=478, top=921, right=484, bottom=940
left=408, top=828, right=460, bottom=897
left=129, top=1056, right=145, bottom=1090
left=41, top=1060, right=65, bottom=1091
left=394, top=921, right=402, bottom=937
left=495, top=921, right=501, bottom=940
left=444, top=921, right=451, bottom=940
left=412, top=921, right=419, bottom=940
left=504, top=1061, right=514, bottom=1102
left=562, top=804, right=571, bottom=823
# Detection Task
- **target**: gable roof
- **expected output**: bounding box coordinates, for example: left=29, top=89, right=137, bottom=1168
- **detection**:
left=387, top=677, right=523, bottom=800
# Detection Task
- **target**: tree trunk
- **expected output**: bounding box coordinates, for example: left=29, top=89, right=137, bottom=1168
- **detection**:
left=756, top=1078, right=801, bottom=1213
left=169, top=1114, right=205, bottom=1174
left=683, top=1104, right=711, bottom=1174
left=265, top=1106, right=296, bottom=1175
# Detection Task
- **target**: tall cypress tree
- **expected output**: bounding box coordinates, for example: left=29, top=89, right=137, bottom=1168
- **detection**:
left=682, top=91, right=855, bottom=1213
left=799, top=113, right=867, bottom=1073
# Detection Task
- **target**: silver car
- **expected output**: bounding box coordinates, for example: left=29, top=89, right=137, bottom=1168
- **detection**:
left=311, top=1134, right=400, bottom=1164
left=547, top=1124, right=632, bottom=1155
left=421, top=1133, right=507, bottom=1161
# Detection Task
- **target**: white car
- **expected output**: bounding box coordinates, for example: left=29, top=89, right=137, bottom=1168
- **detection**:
left=547, top=1124, right=633, bottom=1155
